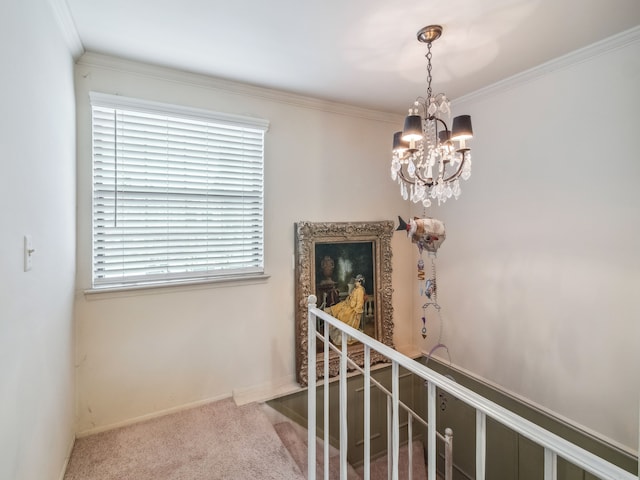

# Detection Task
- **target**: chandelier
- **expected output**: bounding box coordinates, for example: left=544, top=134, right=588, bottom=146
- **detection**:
left=391, top=25, right=473, bottom=207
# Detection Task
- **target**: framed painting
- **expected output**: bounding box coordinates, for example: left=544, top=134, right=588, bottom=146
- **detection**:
left=294, top=221, right=395, bottom=386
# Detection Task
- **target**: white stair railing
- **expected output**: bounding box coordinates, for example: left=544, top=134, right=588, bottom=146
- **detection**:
left=307, top=295, right=638, bottom=480
left=308, top=295, right=453, bottom=480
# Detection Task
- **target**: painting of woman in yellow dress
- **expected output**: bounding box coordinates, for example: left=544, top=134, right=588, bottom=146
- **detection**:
left=325, top=274, right=365, bottom=346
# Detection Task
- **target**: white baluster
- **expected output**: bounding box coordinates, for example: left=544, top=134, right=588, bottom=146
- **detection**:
left=544, top=448, right=558, bottom=480
left=408, top=416, right=413, bottom=480
left=340, top=332, right=348, bottom=479
left=427, top=381, right=436, bottom=479
left=387, top=397, right=392, bottom=480
left=364, top=346, right=371, bottom=480
left=392, top=361, right=399, bottom=480
left=476, top=410, right=486, bottom=480
left=324, top=318, right=329, bottom=480
left=307, top=295, right=317, bottom=480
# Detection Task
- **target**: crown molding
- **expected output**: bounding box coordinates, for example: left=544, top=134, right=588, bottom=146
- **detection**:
left=45, top=0, right=84, bottom=59
left=76, top=52, right=403, bottom=124
left=454, top=25, right=640, bottom=106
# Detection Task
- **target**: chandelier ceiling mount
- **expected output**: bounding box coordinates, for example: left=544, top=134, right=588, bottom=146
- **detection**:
left=416, top=24, right=442, bottom=44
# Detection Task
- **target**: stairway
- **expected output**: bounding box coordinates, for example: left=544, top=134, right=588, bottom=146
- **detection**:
left=262, top=403, right=428, bottom=479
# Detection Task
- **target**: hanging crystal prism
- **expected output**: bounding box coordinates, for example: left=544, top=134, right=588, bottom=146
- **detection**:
left=408, top=159, right=416, bottom=176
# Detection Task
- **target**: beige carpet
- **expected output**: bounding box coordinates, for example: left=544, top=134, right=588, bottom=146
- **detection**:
left=64, top=398, right=304, bottom=480
left=355, top=441, right=427, bottom=480
left=273, top=421, right=361, bottom=479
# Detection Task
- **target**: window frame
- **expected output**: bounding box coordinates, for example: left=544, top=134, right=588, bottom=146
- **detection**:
left=88, top=92, right=269, bottom=291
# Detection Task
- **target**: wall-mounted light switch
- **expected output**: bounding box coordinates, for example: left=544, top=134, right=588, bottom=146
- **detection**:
left=24, top=235, right=35, bottom=272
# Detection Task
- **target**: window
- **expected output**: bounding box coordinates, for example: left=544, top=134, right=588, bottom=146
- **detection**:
left=90, top=92, right=268, bottom=289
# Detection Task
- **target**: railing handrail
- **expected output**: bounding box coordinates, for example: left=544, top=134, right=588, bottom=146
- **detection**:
left=308, top=298, right=637, bottom=480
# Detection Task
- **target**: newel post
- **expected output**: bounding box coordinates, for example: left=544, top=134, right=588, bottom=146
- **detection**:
left=445, top=427, right=453, bottom=480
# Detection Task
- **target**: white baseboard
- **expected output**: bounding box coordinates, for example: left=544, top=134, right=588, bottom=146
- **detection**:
left=232, top=375, right=302, bottom=406
left=75, top=392, right=232, bottom=438
left=57, top=433, right=76, bottom=480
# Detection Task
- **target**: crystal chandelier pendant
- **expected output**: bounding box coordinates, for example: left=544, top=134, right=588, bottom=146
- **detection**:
left=390, top=25, right=474, bottom=207
left=452, top=180, right=461, bottom=199
left=461, top=155, right=472, bottom=181
left=408, top=159, right=416, bottom=176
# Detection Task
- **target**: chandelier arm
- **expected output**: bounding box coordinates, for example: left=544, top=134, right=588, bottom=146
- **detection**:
left=441, top=151, right=468, bottom=183
left=398, top=165, right=434, bottom=187
left=432, top=116, right=450, bottom=135
left=414, top=97, right=428, bottom=111
left=397, top=169, right=417, bottom=185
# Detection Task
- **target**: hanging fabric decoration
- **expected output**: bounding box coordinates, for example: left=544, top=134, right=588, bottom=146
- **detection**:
left=417, top=258, right=425, bottom=280
left=397, top=215, right=447, bottom=343
left=421, top=255, right=441, bottom=341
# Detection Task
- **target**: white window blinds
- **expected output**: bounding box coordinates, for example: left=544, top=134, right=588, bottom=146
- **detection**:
left=90, top=92, right=268, bottom=289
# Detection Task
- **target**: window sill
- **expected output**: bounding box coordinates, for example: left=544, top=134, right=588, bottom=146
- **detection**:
left=83, top=273, right=270, bottom=298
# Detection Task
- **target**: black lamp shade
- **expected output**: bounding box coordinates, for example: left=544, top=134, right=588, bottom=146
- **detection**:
left=438, top=130, right=452, bottom=144
left=451, top=115, right=473, bottom=140
left=392, top=131, right=409, bottom=152
left=402, top=115, right=423, bottom=142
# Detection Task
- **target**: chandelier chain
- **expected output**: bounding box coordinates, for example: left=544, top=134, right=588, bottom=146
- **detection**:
left=426, top=42, right=433, bottom=114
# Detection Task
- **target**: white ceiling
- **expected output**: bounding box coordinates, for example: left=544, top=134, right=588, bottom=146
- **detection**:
left=63, top=0, right=640, bottom=112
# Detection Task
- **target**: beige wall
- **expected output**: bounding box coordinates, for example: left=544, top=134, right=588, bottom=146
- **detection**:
left=74, top=54, right=415, bottom=434
left=0, top=0, right=77, bottom=478
left=418, top=31, right=640, bottom=453
left=74, top=32, right=640, bottom=454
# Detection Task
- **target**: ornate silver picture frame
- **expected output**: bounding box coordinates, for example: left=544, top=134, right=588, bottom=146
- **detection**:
left=294, top=221, right=395, bottom=386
